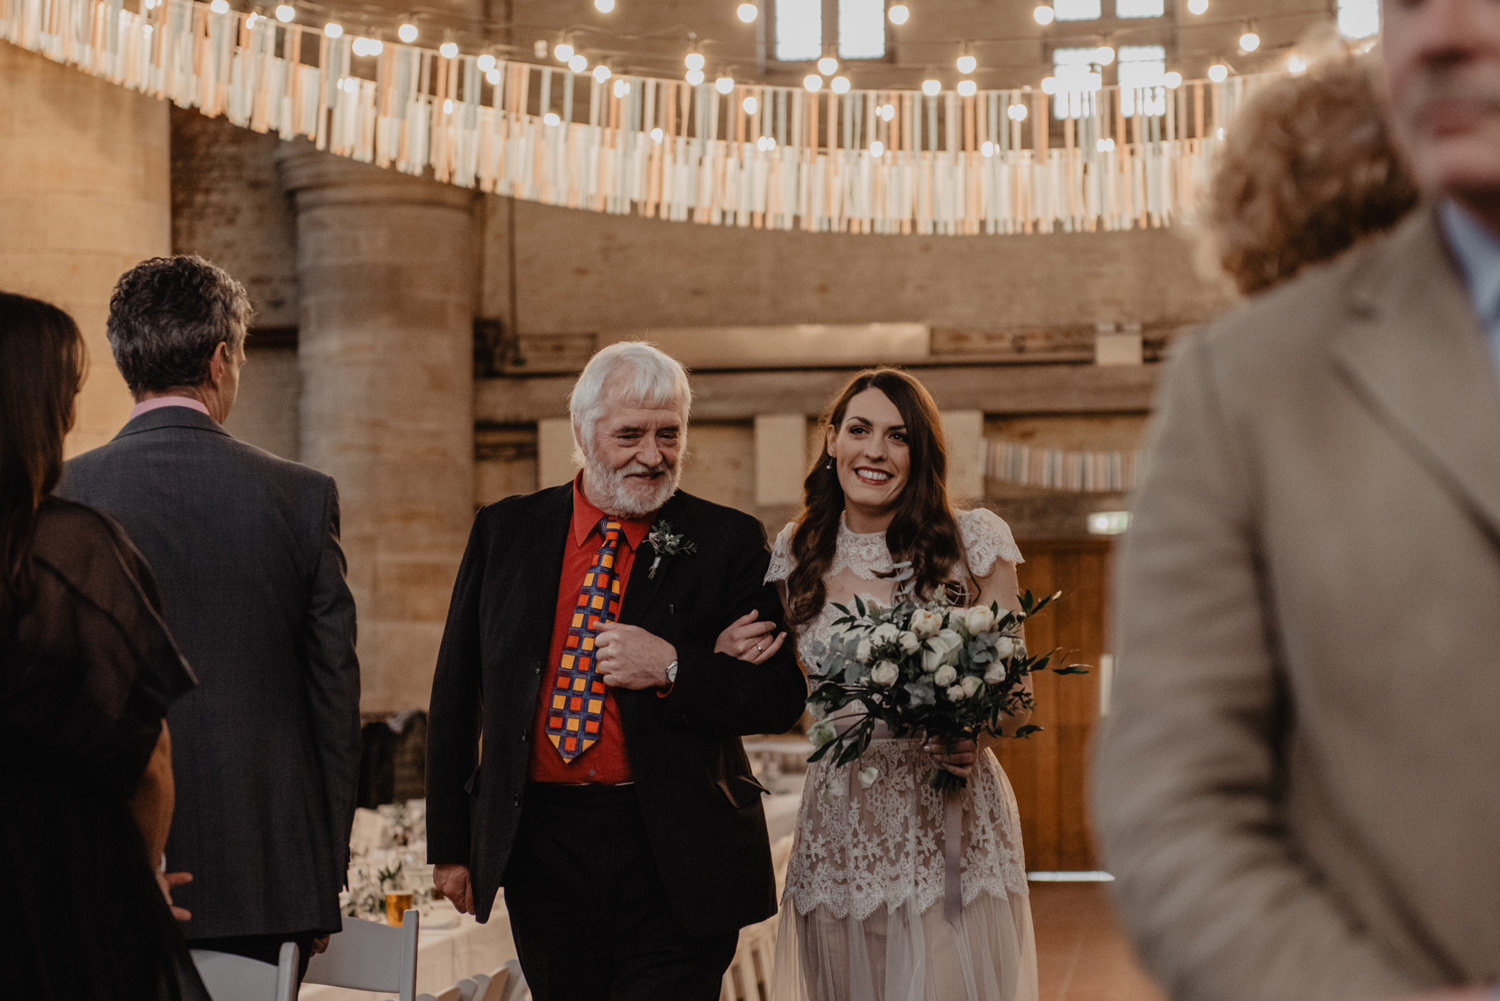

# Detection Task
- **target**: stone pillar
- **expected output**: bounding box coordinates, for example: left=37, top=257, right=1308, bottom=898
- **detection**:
left=941, top=410, right=986, bottom=504
left=0, top=44, right=171, bottom=455
left=754, top=414, right=808, bottom=507
left=278, top=146, right=477, bottom=714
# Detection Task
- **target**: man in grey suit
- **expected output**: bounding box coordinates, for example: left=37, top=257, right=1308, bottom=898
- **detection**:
left=59, top=256, right=361, bottom=974
left=1094, top=11, right=1500, bottom=1001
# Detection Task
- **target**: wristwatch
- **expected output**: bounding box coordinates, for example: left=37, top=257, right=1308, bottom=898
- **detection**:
left=664, top=659, right=679, bottom=685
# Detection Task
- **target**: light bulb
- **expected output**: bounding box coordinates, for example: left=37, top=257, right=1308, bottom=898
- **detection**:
left=614, top=78, right=631, bottom=97
left=1239, top=29, right=1260, bottom=52
left=274, top=3, right=293, bottom=21
left=477, top=53, right=496, bottom=72
left=650, top=127, right=664, bottom=142
left=337, top=76, right=358, bottom=93
left=593, top=65, right=611, bottom=82
left=921, top=78, right=941, bottom=96
left=742, top=95, right=759, bottom=115
left=1007, top=102, right=1028, bottom=121
left=209, top=0, right=228, bottom=14
left=888, top=3, right=909, bottom=25
left=1040, top=76, right=1058, bottom=95
left=818, top=55, right=838, bottom=76
left=981, top=140, right=995, bottom=157
left=1096, top=45, right=1115, bottom=65
left=957, top=79, right=977, bottom=97
left=441, top=41, right=459, bottom=58
left=956, top=53, right=976, bottom=74
left=246, top=12, right=259, bottom=27
left=716, top=75, right=735, bottom=94
left=1187, top=0, right=1207, bottom=13
left=1033, top=4, right=1055, bottom=24
left=1287, top=54, right=1307, bottom=74
left=803, top=73, right=822, bottom=92
left=554, top=41, right=574, bottom=62
left=831, top=75, right=851, bottom=94
left=443, top=98, right=454, bottom=114
left=737, top=2, right=758, bottom=22
left=533, top=39, right=548, bottom=59
left=368, top=39, right=383, bottom=56
left=685, top=68, right=705, bottom=86
left=486, top=68, right=501, bottom=85
left=1097, top=137, right=1115, bottom=152
left=569, top=53, right=588, bottom=73
left=324, top=22, right=342, bottom=37
left=594, top=0, right=614, bottom=10
left=878, top=103, right=895, bottom=121
left=869, top=139, right=884, bottom=157
left=685, top=51, right=705, bottom=71
left=1163, top=70, right=1182, bottom=88
left=397, top=22, right=417, bottom=43
left=544, top=111, right=561, bottom=125
left=1208, top=62, right=1228, bottom=83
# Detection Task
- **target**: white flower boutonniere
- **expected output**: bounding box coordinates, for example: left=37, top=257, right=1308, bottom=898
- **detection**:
left=646, top=520, right=697, bottom=579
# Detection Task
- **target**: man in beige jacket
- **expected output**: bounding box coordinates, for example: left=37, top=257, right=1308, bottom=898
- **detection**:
left=1094, top=10, right=1500, bottom=1001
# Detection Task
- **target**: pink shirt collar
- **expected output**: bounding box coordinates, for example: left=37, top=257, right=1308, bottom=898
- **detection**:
left=129, top=396, right=211, bottom=420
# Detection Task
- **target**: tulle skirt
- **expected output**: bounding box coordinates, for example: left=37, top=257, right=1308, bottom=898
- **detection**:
left=770, top=740, right=1038, bottom=1001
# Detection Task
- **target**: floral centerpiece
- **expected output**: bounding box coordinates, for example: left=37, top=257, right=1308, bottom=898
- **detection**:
left=805, top=588, right=1086, bottom=792
left=341, top=799, right=437, bottom=921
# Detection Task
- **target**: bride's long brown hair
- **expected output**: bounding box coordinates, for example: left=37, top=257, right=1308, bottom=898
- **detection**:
left=785, top=368, right=967, bottom=627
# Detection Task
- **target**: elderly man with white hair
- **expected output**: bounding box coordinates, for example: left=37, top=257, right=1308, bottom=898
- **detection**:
left=426, top=342, right=806, bottom=1001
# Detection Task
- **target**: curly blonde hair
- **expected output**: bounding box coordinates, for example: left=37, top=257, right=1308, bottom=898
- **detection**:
left=1204, top=53, right=1418, bottom=296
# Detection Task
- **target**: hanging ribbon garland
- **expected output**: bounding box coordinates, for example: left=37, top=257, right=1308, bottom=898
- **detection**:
left=987, top=438, right=1142, bottom=493
left=0, top=0, right=1274, bottom=235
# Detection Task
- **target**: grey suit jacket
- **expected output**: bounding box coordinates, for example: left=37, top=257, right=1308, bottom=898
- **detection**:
left=59, top=406, right=361, bottom=940
left=1093, top=207, right=1500, bottom=1001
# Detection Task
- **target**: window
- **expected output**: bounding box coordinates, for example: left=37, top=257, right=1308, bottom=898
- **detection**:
left=1118, top=45, right=1167, bottom=117
left=1052, top=47, right=1102, bottom=120
left=773, top=0, right=886, bottom=61
left=1115, top=0, right=1164, bottom=16
left=1337, top=0, right=1379, bottom=38
left=1053, top=0, right=1102, bottom=20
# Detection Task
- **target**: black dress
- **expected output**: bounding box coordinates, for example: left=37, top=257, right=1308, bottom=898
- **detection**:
left=1, top=498, right=210, bottom=1001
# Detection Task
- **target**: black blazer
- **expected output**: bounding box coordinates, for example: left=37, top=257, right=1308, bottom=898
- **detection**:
left=58, top=407, right=362, bottom=940
left=426, top=485, right=806, bottom=936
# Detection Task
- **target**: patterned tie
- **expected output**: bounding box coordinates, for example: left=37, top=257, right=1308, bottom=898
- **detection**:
left=546, top=517, right=624, bottom=762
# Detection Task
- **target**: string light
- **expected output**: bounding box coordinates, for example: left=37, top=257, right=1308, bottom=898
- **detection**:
left=245, top=12, right=259, bottom=27
left=736, top=2, right=758, bottom=23
left=439, top=40, right=458, bottom=58
left=613, top=78, right=631, bottom=97
left=209, top=0, right=229, bottom=13
left=831, top=75, right=851, bottom=94
left=956, top=53, right=976, bottom=74
left=486, top=68, right=501, bottom=85
left=442, top=98, right=453, bottom=114
left=1097, top=137, right=1115, bottom=152
left=1007, top=102, right=1028, bottom=121
left=274, top=3, right=293, bottom=21
left=686, top=67, right=705, bottom=85
left=981, top=140, right=995, bottom=157
left=742, top=95, right=758, bottom=115
left=555, top=40, right=575, bottom=62
left=1287, top=54, right=1307, bottom=74
left=1040, top=76, right=1058, bottom=95
left=921, top=78, right=941, bottom=96
left=1238, top=23, right=1260, bottom=52
left=1096, top=44, right=1115, bottom=65
left=685, top=50, right=705, bottom=71
left=756, top=135, right=777, bottom=152
left=1208, top=62, right=1229, bottom=82
left=397, top=21, right=417, bottom=42
left=887, top=3, right=909, bottom=24
left=817, top=54, right=838, bottom=76
left=593, top=64, right=611, bottom=82
left=594, top=0, right=614, bottom=11
left=533, top=39, right=548, bottom=59
left=1187, top=0, right=1207, bottom=13
left=650, top=127, right=664, bottom=142
left=544, top=111, right=560, bottom=125
left=957, top=79, right=977, bottom=97
left=1163, top=70, right=1183, bottom=87
left=1033, top=4, right=1055, bottom=24
left=869, top=139, right=884, bottom=157
left=476, top=53, right=495, bottom=72
left=877, top=103, right=895, bottom=121
left=715, top=75, right=735, bottom=94
left=803, top=73, right=822, bottom=92
left=569, top=53, right=588, bottom=73
left=351, top=36, right=381, bottom=57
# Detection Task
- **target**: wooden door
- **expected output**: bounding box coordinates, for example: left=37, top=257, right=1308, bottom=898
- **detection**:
left=994, top=539, right=1112, bottom=871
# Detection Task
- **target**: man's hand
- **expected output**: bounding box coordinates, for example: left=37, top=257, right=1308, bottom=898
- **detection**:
left=433, top=864, right=475, bottom=915
left=311, top=935, right=331, bottom=955
left=156, top=870, right=194, bottom=922
left=595, top=622, right=677, bottom=689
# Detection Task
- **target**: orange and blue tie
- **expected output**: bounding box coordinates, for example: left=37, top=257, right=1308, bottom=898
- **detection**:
left=546, top=517, right=624, bottom=762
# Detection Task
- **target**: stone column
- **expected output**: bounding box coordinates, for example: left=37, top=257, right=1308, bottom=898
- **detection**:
left=278, top=146, right=477, bottom=714
left=0, top=44, right=171, bottom=455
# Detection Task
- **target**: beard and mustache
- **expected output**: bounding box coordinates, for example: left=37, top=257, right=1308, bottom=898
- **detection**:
left=582, top=446, right=682, bottom=518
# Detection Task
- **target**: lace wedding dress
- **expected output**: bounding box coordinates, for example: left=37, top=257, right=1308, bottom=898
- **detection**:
left=766, top=510, right=1039, bottom=1001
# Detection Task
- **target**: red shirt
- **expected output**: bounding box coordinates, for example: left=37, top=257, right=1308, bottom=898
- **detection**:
left=528, top=476, right=654, bottom=785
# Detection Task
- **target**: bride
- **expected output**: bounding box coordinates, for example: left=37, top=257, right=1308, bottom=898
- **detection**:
left=724, top=368, right=1039, bottom=1001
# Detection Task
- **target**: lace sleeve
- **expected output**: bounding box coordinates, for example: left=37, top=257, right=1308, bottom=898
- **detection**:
left=959, top=508, right=1024, bottom=576
left=764, top=522, right=797, bottom=583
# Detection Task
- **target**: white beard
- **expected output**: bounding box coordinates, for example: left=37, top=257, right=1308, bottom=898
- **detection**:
left=583, top=451, right=681, bottom=518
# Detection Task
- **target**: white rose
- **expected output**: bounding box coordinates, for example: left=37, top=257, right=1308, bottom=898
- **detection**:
left=965, top=605, right=997, bottom=635
left=898, top=630, right=921, bottom=654
left=933, top=665, right=958, bottom=688
left=872, top=623, right=900, bottom=645
left=984, top=661, right=1007, bottom=685
left=858, top=766, right=879, bottom=788
left=855, top=638, right=873, bottom=664
left=921, top=629, right=965, bottom=673
left=946, top=608, right=967, bottom=632
left=946, top=684, right=968, bottom=701
left=870, top=661, right=900, bottom=687
left=960, top=675, right=982, bottom=698
left=808, top=720, right=837, bottom=747
left=993, top=635, right=1018, bottom=659
left=910, top=608, right=943, bottom=638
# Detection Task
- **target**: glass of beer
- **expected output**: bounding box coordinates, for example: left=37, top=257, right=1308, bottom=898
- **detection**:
left=385, top=891, right=414, bottom=926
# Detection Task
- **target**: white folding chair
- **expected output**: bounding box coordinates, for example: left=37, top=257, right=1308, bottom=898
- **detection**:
left=303, top=911, right=420, bottom=1001
left=416, top=986, right=464, bottom=1001
left=190, top=941, right=298, bottom=1001
left=455, top=976, right=481, bottom=1001
left=494, top=959, right=529, bottom=1001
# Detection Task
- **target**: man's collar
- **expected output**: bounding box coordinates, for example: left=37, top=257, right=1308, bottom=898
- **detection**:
left=129, top=395, right=210, bottom=420
left=569, top=473, right=656, bottom=550
left=1439, top=199, right=1500, bottom=331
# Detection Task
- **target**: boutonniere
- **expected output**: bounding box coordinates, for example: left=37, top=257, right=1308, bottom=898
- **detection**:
left=646, top=520, right=697, bottom=579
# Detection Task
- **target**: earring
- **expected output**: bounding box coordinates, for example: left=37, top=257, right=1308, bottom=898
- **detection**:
left=825, top=458, right=834, bottom=471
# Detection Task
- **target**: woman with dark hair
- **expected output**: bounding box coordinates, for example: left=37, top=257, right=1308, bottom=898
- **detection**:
left=0, top=291, right=208, bottom=1000
left=729, top=369, right=1038, bottom=1000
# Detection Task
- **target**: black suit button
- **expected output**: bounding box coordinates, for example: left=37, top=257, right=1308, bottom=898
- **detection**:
left=520, top=732, right=528, bottom=742
left=513, top=795, right=521, bottom=807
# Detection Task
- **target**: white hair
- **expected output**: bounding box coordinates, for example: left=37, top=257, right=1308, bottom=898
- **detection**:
left=569, top=341, right=692, bottom=464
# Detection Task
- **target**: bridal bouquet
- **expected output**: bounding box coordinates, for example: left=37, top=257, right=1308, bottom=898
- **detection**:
left=804, top=589, right=1085, bottom=792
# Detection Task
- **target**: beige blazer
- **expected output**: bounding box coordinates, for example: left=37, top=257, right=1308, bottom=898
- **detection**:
left=1093, top=207, right=1500, bottom=1001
